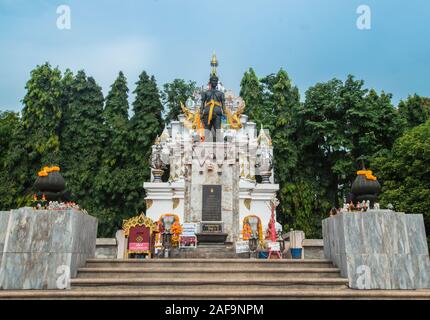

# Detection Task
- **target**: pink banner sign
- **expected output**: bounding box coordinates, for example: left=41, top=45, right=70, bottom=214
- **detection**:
left=129, top=242, right=149, bottom=251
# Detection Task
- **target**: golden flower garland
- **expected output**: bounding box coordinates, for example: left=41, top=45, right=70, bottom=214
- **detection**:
left=171, top=222, right=183, bottom=245
left=38, top=166, right=61, bottom=177
left=357, top=170, right=377, bottom=181
left=242, top=215, right=264, bottom=244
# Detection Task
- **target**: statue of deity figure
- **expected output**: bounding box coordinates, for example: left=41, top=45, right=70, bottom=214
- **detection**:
left=200, top=75, right=225, bottom=133
left=200, top=54, right=225, bottom=141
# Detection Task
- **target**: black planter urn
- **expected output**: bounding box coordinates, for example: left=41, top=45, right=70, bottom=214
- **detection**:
left=351, top=172, right=381, bottom=208
left=34, top=171, right=66, bottom=201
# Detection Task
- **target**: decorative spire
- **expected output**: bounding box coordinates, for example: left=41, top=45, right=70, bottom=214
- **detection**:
left=210, top=53, right=218, bottom=76
left=257, top=124, right=272, bottom=146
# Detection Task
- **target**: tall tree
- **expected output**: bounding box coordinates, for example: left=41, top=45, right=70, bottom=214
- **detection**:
left=59, top=70, right=106, bottom=214
left=298, top=78, right=348, bottom=207
left=94, top=71, right=132, bottom=236
left=240, top=68, right=264, bottom=126
left=266, top=70, right=304, bottom=232
left=398, top=94, right=430, bottom=129
left=162, top=79, right=197, bottom=124
left=21, top=63, right=63, bottom=169
left=124, top=71, right=164, bottom=221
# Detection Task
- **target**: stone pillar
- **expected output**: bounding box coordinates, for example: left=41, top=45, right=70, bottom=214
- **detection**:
left=115, top=230, right=126, bottom=259
left=186, top=142, right=240, bottom=243
left=0, top=208, right=97, bottom=290
left=322, top=210, right=430, bottom=289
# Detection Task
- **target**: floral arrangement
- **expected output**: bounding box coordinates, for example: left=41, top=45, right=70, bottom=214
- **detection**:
left=38, top=166, right=61, bottom=177
left=156, top=213, right=181, bottom=246
left=242, top=215, right=264, bottom=245
left=242, top=223, right=252, bottom=240
left=171, top=222, right=183, bottom=246
left=157, top=213, right=180, bottom=233
left=357, top=170, right=377, bottom=181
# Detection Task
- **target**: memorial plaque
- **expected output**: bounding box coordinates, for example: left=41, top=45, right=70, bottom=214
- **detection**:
left=202, top=185, right=222, bottom=221
left=202, top=222, right=223, bottom=233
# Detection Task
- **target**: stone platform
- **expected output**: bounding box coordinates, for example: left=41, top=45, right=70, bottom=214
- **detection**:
left=0, top=208, right=97, bottom=290
left=323, top=210, right=430, bottom=289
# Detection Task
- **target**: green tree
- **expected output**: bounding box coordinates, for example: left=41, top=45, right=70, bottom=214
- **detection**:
left=298, top=78, right=348, bottom=207
left=240, top=68, right=264, bottom=126
left=123, top=71, right=164, bottom=223
left=21, top=63, right=63, bottom=169
left=162, top=79, right=197, bottom=124
left=94, top=71, right=132, bottom=236
left=59, top=70, right=106, bottom=216
left=398, top=94, right=430, bottom=129
left=372, top=120, right=430, bottom=240
left=0, top=111, right=31, bottom=209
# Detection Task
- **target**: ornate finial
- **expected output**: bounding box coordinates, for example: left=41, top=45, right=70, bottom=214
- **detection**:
left=210, top=53, right=218, bottom=76
left=257, top=124, right=272, bottom=146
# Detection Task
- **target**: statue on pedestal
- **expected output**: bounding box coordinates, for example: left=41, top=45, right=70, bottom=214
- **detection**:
left=200, top=54, right=225, bottom=141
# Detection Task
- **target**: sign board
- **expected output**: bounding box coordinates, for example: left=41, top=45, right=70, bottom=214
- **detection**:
left=235, top=240, right=250, bottom=253
left=180, top=223, right=197, bottom=248
left=202, top=185, right=222, bottom=221
left=201, top=222, right=223, bottom=233
left=128, top=225, right=151, bottom=253
left=182, top=223, right=197, bottom=236
left=129, top=242, right=149, bottom=251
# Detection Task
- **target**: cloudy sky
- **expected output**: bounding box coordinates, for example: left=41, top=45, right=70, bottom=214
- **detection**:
left=0, top=0, right=429, bottom=112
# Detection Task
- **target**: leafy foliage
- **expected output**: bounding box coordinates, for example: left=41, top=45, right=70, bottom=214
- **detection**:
left=161, top=79, right=197, bottom=124
left=240, top=71, right=407, bottom=237
left=0, top=111, right=31, bottom=209
left=398, top=94, right=430, bottom=129
left=372, top=120, right=430, bottom=238
left=59, top=70, right=106, bottom=218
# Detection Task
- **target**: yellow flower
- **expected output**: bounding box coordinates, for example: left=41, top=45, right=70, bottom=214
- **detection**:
left=357, top=170, right=377, bottom=181
left=38, top=171, right=48, bottom=177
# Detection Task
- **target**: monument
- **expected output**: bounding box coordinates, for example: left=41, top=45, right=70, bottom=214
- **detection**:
left=144, top=55, right=279, bottom=247
left=323, top=169, right=430, bottom=289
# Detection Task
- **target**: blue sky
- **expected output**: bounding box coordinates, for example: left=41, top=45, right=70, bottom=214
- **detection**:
left=0, top=0, right=429, bottom=112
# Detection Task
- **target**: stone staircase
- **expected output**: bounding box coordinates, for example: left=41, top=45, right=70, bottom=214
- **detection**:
left=67, top=258, right=352, bottom=298
left=1, top=258, right=430, bottom=299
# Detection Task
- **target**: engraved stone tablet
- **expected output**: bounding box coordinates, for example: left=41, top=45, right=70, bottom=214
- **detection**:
left=202, top=185, right=222, bottom=221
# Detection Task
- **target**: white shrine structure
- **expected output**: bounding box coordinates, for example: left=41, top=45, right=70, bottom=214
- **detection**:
left=144, top=56, right=279, bottom=245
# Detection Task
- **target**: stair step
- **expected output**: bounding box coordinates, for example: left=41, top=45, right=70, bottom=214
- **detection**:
left=76, top=267, right=342, bottom=279
left=71, top=277, right=348, bottom=290
left=1, top=289, right=430, bottom=300
left=84, top=259, right=334, bottom=269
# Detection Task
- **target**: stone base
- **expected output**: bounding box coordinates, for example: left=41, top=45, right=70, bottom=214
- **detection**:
left=0, top=208, right=98, bottom=290
left=196, top=233, right=228, bottom=244
left=322, top=210, right=430, bottom=289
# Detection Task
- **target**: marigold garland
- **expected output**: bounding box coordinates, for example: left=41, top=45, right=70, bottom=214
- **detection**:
left=357, top=170, right=377, bottom=181
left=242, top=215, right=264, bottom=245
left=38, top=166, right=61, bottom=177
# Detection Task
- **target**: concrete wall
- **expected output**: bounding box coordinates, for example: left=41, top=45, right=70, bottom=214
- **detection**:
left=0, top=208, right=97, bottom=290
left=323, top=210, right=430, bottom=289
